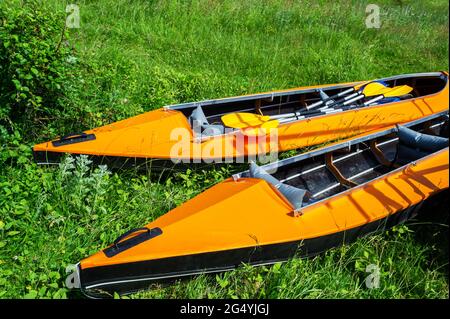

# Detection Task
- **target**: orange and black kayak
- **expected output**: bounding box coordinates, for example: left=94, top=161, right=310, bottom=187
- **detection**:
left=75, top=111, right=449, bottom=298
left=34, top=72, right=448, bottom=169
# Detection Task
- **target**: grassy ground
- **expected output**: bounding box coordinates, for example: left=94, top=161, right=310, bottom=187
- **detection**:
left=0, top=0, right=448, bottom=299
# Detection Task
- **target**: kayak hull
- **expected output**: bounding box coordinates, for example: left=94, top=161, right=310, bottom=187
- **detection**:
left=77, top=113, right=449, bottom=298
left=34, top=72, right=449, bottom=166
left=79, top=198, right=432, bottom=297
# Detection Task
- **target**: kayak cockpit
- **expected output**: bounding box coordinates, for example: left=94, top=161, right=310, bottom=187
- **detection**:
left=235, top=111, right=449, bottom=209
left=167, top=72, right=448, bottom=138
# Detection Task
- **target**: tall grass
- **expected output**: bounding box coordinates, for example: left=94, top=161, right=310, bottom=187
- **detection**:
left=45, top=0, right=449, bottom=133
left=0, top=0, right=448, bottom=298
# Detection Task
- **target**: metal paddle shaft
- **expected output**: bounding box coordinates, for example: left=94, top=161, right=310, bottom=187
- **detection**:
left=317, top=84, right=412, bottom=110
left=269, top=85, right=395, bottom=120
left=277, top=105, right=356, bottom=123
left=306, top=87, right=355, bottom=110
left=238, top=84, right=412, bottom=133
left=222, top=85, right=412, bottom=129
left=258, top=86, right=413, bottom=127
left=277, top=85, right=414, bottom=123
left=222, top=82, right=378, bottom=127
left=271, top=104, right=344, bottom=120
left=326, top=82, right=391, bottom=108
left=306, top=80, right=386, bottom=110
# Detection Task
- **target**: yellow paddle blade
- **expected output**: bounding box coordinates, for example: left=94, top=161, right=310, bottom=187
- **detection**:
left=353, top=80, right=372, bottom=91
left=360, top=82, right=390, bottom=96
left=241, top=127, right=268, bottom=136
left=221, top=113, right=270, bottom=128
left=261, top=119, right=280, bottom=129
left=382, top=85, right=413, bottom=97
left=240, top=120, right=280, bottom=136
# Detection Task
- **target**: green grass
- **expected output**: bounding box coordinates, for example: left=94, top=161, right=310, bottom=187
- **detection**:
left=0, top=0, right=448, bottom=299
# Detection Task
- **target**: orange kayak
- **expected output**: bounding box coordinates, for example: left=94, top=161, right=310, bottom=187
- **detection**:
left=34, top=72, right=448, bottom=168
left=76, top=111, right=449, bottom=297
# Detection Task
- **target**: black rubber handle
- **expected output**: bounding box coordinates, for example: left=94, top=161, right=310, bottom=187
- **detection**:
left=52, top=132, right=96, bottom=147
left=103, top=227, right=163, bottom=258
left=113, top=227, right=149, bottom=246
left=59, top=132, right=88, bottom=140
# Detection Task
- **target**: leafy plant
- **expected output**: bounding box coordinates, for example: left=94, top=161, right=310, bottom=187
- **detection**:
left=0, top=0, right=77, bottom=138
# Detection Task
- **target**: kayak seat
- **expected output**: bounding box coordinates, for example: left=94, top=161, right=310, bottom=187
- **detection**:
left=394, top=124, right=449, bottom=166
left=249, top=162, right=310, bottom=210
left=188, top=106, right=225, bottom=137
left=201, top=124, right=225, bottom=137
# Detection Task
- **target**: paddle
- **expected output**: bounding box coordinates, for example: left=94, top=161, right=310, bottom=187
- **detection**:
left=250, top=85, right=414, bottom=131
left=223, top=82, right=389, bottom=128
left=294, top=85, right=413, bottom=117
left=329, top=85, right=413, bottom=107
left=327, top=84, right=413, bottom=109
left=223, top=84, right=412, bottom=129
left=305, top=80, right=381, bottom=110
left=240, top=120, right=280, bottom=136
left=241, top=103, right=365, bottom=136
left=363, top=85, right=412, bottom=105
left=278, top=82, right=391, bottom=118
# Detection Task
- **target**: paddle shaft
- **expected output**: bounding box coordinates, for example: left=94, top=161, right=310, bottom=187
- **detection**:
left=222, top=84, right=411, bottom=129
left=306, top=80, right=375, bottom=110
left=275, top=91, right=399, bottom=124
left=364, top=95, right=386, bottom=105
left=277, top=105, right=356, bottom=123
left=328, top=84, right=411, bottom=108
left=270, top=93, right=366, bottom=120
left=274, top=88, right=389, bottom=120
left=273, top=84, right=381, bottom=120
left=306, top=87, right=355, bottom=110
left=242, top=89, right=405, bottom=131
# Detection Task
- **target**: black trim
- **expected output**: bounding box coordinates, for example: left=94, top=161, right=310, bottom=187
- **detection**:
left=103, top=227, right=163, bottom=258
left=33, top=112, right=448, bottom=171
left=79, top=194, right=442, bottom=298
left=51, top=133, right=96, bottom=147
left=32, top=150, right=252, bottom=174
